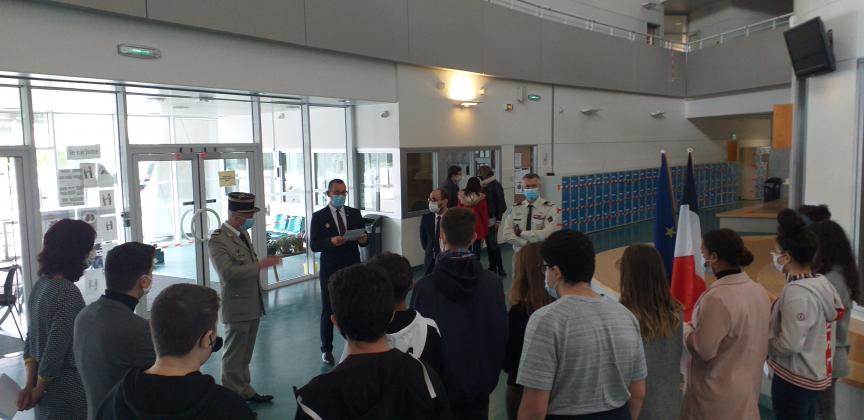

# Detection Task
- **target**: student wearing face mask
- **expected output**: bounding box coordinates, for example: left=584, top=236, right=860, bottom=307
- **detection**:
left=518, top=230, right=646, bottom=420
left=767, top=210, right=844, bottom=420
left=74, top=242, right=158, bottom=419
left=501, top=173, right=560, bottom=254
left=681, top=229, right=769, bottom=420
left=18, top=219, right=95, bottom=420
left=96, top=284, right=255, bottom=419
left=209, top=192, right=281, bottom=404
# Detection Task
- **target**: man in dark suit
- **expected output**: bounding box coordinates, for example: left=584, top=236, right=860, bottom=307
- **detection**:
left=442, top=165, right=462, bottom=208
left=420, top=188, right=449, bottom=274
left=74, top=242, right=157, bottom=420
left=310, top=179, right=368, bottom=365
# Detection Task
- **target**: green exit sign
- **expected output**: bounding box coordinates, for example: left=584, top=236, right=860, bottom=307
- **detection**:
left=118, top=44, right=161, bottom=59
left=527, top=94, right=541, bottom=101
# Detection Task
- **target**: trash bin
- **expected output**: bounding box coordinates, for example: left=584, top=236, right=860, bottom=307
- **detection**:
left=360, top=214, right=385, bottom=262
left=763, top=178, right=783, bottom=202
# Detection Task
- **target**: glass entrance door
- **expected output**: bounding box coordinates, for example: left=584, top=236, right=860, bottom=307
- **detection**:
left=0, top=155, right=29, bottom=337
left=130, top=148, right=255, bottom=311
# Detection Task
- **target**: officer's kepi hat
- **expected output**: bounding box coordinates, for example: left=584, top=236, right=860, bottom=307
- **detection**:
left=227, top=192, right=260, bottom=213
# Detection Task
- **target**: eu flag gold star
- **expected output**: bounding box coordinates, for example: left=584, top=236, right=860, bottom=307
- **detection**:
left=665, top=227, right=676, bottom=238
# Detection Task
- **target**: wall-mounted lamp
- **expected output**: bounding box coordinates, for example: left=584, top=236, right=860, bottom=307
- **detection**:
left=649, top=111, right=667, bottom=118
left=456, top=100, right=481, bottom=108
left=580, top=108, right=601, bottom=115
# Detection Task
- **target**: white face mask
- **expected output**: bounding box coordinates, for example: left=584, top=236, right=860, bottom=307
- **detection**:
left=141, top=275, right=153, bottom=296
left=772, top=252, right=786, bottom=273
left=544, top=269, right=560, bottom=299
left=428, top=202, right=440, bottom=214
left=83, top=249, right=96, bottom=269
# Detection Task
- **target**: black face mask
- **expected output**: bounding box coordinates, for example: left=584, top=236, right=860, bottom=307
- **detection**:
left=210, top=336, right=224, bottom=353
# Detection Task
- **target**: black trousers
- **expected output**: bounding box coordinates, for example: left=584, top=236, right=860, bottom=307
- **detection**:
left=772, top=375, right=818, bottom=420
left=319, top=270, right=335, bottom=353
left=451, top=397, right=489, bottom=420
left=486, top=225, right=503, bottom=270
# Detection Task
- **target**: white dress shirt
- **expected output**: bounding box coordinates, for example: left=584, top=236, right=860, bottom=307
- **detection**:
left=328, top=203, right=348, bottom=233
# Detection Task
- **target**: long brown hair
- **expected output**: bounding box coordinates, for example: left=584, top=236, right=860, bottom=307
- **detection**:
left=619, top=244, right=682, bottom=341
left=509, top=242, right=552, bottom=313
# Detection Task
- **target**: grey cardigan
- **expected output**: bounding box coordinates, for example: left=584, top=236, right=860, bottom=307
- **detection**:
left=73, top=295, right=155, bottom=419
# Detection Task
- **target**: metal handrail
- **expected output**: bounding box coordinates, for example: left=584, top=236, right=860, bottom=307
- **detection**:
left=486, top=0, right=792, bottom=53
left=688, top=13, right=793, bottom=50
left=487, top=0, right=687, bottom=51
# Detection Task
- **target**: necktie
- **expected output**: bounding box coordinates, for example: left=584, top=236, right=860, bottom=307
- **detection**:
left=336, top=209, right=346, bottom=236
left=526, top=205, right=534, bottom=231
left=238, top=231, right=253, bottom=251
left=434, top=215, right=441, bottom=254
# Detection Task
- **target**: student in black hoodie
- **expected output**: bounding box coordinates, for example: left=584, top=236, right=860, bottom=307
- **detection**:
left=96, top=284, right=255, bottom=420
left=411, top=207, right=508, bottom=420
left=295, top=264, right=450, bottom=419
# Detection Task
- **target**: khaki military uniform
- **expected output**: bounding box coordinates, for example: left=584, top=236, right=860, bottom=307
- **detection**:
left=209, top=223, right=264, bottom=399
left=501, top=197, right=561, bottom=252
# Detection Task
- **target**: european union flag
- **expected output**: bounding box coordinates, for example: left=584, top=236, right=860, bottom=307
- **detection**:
left=653, top=152, right=677, bottom=279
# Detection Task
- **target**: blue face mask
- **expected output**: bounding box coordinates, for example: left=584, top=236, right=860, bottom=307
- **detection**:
left=241, top=218, right=255, bottom=230
left=524, top=188, right=540, bottom=202
left=331, top=194, right=346, bottom=208
left=544, top=270, right=560, bottom=299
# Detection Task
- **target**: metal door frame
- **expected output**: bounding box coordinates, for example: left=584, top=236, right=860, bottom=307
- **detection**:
left=126, top=145, right=261, bottom=295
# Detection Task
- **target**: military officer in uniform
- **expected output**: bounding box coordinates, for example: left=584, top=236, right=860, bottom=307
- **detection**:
left=209, top=192, right=281, bottom=404
left=502, top=173, right=561, bottom=253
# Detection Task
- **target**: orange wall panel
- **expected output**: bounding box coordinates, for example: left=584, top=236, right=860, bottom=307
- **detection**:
left=773, top=104, right=793, bottom=150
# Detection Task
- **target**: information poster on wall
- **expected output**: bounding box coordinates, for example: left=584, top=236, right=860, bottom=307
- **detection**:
left=98, top=216, right=118, bottom=242
left=41, top=210, right=74, bottom=234
left=513, top=153, right=522, bottom=169
left=67, top=145, right=101, bottom=160
left=219, top=170, right=237, bottom=187
left=99, top=190, right=115, bottom=211
left=514, top=168, right=530, bottom=193
left=79, top=208, right=99, bottom=227
left=98, top=165, right=114, bottom=188
left=57, top=169, right=85, bottom=207
left=80, top=163, right=97, bottom=187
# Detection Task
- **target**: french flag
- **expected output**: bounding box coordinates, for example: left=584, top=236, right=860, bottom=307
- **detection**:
left=670, top=151, right=706, bottom=322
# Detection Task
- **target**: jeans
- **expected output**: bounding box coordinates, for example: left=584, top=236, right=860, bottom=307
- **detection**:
left=771, top=375, right=818, bottom=420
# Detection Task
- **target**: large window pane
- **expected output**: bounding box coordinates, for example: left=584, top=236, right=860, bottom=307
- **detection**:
left=32, top=88, right=124, bottom=305
left=358, top=152, right=396, bottom=213
left=126, top=91, right=253, bottom=144
left=0, top=86, right=23, bottom=146
left=310, top=107, right=347, bottom=209
left=261, top=103, right=311, bottom=283
left=404, top=152, right=434, bottom=213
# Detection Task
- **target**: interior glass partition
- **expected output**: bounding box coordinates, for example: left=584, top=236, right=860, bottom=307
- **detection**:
left=31, top=87, right=125, bottom=304
left=310, top=106, right=348, bottom=210
left=0, top=86, right=24, bottom=146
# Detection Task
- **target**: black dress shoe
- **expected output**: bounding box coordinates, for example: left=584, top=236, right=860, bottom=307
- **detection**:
left=247, top=394, right=274, bottom=403
left=322, top=351, right=335, bottom=365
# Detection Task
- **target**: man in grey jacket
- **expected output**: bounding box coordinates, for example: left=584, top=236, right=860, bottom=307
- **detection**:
left=209, top=192, right=281, bottom=403
left=73, top=242, right=157, bottom=420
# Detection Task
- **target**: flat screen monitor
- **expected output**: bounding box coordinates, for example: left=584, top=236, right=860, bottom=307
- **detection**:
left=784, top=17, right=835, bottom=78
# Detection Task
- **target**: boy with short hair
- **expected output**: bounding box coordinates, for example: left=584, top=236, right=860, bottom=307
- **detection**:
left=96, top=284, right=255, bottom=420
left=295, top=265, right=450, bottom=419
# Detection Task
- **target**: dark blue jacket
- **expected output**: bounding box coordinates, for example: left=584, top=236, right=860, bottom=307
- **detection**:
left=411, top=252, right=508, bottom=404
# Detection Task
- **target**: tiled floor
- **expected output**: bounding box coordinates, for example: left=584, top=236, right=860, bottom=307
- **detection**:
left=1, top=203, right=862, bottom=419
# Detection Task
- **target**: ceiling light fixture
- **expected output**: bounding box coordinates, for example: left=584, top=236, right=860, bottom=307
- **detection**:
left=456, top=100, right=481, bottom=108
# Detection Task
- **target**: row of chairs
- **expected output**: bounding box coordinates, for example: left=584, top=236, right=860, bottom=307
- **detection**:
left=0, top=265, right=22, bottom=340
left=269, top=214, right=305, bottom=238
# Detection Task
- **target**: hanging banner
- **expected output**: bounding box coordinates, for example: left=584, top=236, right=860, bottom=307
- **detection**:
left=57, top=169, right=85, bottom=207
left=67, top=145, right=101, bottom=160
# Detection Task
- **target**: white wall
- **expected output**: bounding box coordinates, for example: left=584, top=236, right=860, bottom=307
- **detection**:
left=530, top=0, right=664, bottom=33
left=794, top=0, right=863, bottom=235
left=355, top=104, right=400, bottom=148
left=690, top=0, right=792, bottom=38
left=685, top=86, right=791, bottom=118
left=0, top=0, right=397, bottom=102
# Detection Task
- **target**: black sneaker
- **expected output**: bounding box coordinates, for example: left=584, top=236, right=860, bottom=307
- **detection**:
left=322, top=351, right=335, bottom=365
